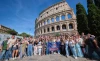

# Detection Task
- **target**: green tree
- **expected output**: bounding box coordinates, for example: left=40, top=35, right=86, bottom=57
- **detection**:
left=76, top=3, right=89, bottom=34
left=87, top=0, right=100, bottom=36
left=55, top=33, right=60, bottom=37
left=94, top=0, right=100, bottom=9
left=87, top=0, right=93, bottom=7
left=7, top=29, right=18, bottom=35
left=18, top=32, right=31, bottom=37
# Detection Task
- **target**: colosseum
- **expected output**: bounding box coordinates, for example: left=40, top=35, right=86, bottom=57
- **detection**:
left=35, top=1, right=77, bottom=37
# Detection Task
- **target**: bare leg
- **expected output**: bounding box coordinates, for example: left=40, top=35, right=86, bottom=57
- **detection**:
left=12, top=50, right=16, bottom=59
left=15, top=50, right=18, bottom=58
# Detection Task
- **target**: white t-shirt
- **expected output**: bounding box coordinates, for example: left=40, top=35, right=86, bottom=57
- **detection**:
left=65, top=40, right=69, bottom=45
left=7, top=39, right=16, bottom=48
left=69, top=40, right=75, bottom=47
left=79, top=38, right=83, bottom=46
left=38, top=41, right=42, bottom=48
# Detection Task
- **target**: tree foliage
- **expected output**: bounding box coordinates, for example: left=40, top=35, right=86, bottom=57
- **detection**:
left=87, top=0, right=93, bottom=7
left=7, top=29, right=18, bottom=35
left=76, top=3, right=89, bottom=34
left=94, top=0, right=100, bottom=9
left=55, top=33, right=60, bottom=37
left=87, top=0, right=100, bottom=36
left=18, top=32, right=31, bottom=37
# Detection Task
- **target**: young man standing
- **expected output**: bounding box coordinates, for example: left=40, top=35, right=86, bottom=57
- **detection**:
left=0, top=37, right=10, bottom=61
left=6, top=35, right=16, bottom=60
left=86, top=34, right=100, bottom=59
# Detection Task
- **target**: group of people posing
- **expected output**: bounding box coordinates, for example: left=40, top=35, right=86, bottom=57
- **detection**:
left=0, top=33, right=100, bottom=61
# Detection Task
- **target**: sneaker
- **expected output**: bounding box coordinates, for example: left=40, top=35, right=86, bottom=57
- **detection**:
left=15, top=57, right=17, bottom=59
left=58, top=53, right=60, bottom=54
left=5, top=59, right=8, bottom=61
left=54, top=52, right=57, bottom=54
left=9, top=58, right=13, bottom=60
left=13, top=58, right=15, bottom=60
left=66, top=55, right=69, bottom=58
left=75, top=57, right=77, bottom=59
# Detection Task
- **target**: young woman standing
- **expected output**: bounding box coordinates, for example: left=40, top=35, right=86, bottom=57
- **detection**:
left=60, top=37, right=66, bottom=56
left=38, top=39, right=42, bottom=55
left=20, top=37, right=28, bottom=58
left=69, top=36, right=77, bottom=59
left=41, top=38, right=46, bottom=55
left=75, top=35, right=83, bottom=57
left=56, top=37, right=61, bottom=54
left=34, top=39, right=38, bottom=55
left=27, top=37, right=34, bottom=56
left=13, top=38, right=20, bottom=59
left=46, top=38, right=50, bottom=55
left=65, top=35, right=69, bottom=57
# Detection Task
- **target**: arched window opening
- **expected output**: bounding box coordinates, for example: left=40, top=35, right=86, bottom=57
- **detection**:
left=69, top=23, right=73, bottom=29
left=68, top=14, right=72, bottom=19
left=56, top=25, right=60, bottom=30
left=52, top=27, right=55, bottom=31
left=61, top=15, right=65, bottom=20
left=56, top=16, right=60, bottom=22
left=44, top=29, right=46, bottom=33
left=62, top=24, right=66, bottom=29
left=51, top=18, right=54, bottom=23
left=44, top=21, right=46, bottom=25
left=47, top=28, right=50, bottom=32
left=47, top=19, right=50, bottom=24
left=41, top=30, right=42, bottom=34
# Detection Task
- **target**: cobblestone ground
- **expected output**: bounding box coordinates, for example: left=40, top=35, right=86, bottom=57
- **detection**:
left=10, top=54, right=99, bottom=61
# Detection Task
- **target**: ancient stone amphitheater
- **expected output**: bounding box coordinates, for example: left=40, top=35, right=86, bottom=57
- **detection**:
left=35, top=1, right=77, bottom=37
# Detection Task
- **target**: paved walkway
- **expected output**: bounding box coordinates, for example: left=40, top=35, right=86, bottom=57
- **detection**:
left=10, top=54, right=98, bottom=61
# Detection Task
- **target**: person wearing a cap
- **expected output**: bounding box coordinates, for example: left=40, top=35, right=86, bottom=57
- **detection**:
left=86, top=34, right=100, bottom=59
left=0, top=37, right=10, bottom=61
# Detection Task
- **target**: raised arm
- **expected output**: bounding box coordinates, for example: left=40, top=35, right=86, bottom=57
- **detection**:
left=93, top=39, right=99, bottom=49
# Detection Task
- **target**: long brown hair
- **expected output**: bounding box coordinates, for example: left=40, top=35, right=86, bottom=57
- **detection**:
left=60, top=38, right=65, bottom=43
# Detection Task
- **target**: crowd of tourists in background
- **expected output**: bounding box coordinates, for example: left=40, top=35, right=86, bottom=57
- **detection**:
left=0, top=33, right=100, bottom=61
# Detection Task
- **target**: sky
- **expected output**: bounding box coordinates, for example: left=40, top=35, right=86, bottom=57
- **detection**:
left=0, top=0, right=87, bottom=36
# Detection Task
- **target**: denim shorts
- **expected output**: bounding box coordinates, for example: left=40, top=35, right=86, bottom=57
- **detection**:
left=12, top=47, right=17, bottom=50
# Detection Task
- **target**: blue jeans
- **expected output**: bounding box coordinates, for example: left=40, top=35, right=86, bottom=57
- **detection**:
left=70, top=46, right=77, bottom=57
left=75, top=43, right=83, bottom=57
left=5, top=47, right=12, bottom=59
left=19, top=45, right=23, bottom=58
left=0, top=50, right=6, bottom=60
left=27, top=44, right=33, bottom=56
left=57, top=48, right=60, bottom=53
left=88, top=47, right=100, bottom=59
left=65, top=45, right=69, bottom=56
left=46, top=48, right=50, bottom=55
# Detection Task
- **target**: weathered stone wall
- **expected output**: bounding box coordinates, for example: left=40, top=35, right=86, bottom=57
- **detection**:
left=35, top=1, right=77, bottom=37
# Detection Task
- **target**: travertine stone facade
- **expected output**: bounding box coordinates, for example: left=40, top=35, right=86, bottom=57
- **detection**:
left=0, top=25, right=11, bottom=34
left=35, top=1, right=77, bottom=37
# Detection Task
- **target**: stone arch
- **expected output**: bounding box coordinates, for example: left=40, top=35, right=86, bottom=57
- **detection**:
left=56, top=16, right=60, bottom=22
left=69, top=23, right=73, bottom=29
left=62, top=24, right=66, bottom=29
left=56, top=25, right=60, bottom=30
left=51, top=18, right=54, bottom=23
left=41, top=30, right=42, bottom=34
left=68, top=13, right=72, bottom=19
left=47, top=27, right=50, bottom=32
left=44, top=28, right=46, bottom=33
left=52, top=26, right=55, bottom=31
left=47, top=19, right=50, bottom=24
left=44, top=21, right=46, bottom=25
left=61, top=15, right=65, bottom=20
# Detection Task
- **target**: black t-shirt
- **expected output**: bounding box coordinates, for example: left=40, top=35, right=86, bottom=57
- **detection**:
left=28, top=40, right=33, bottom=44
left=34, top=41, right=38, bottom=46
left=86, top=37, right=96, bottom=49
